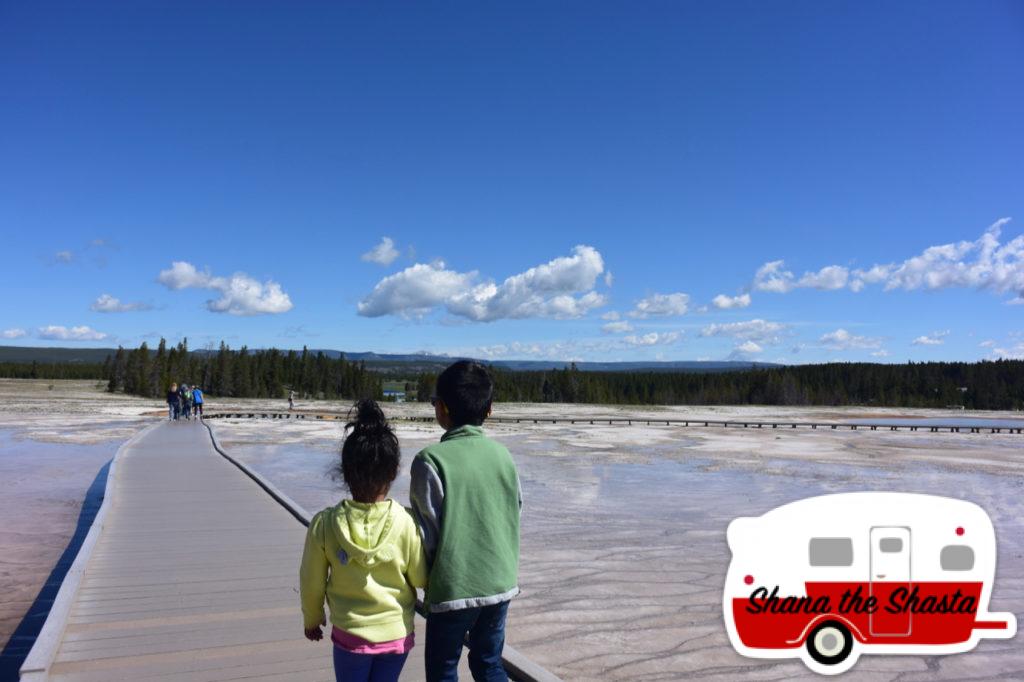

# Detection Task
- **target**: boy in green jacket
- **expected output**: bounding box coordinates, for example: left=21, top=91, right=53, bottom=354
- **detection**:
left=410, top=361, right=522, bottom=682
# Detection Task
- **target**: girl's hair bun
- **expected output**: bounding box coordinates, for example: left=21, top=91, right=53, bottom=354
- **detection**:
left=347, top=398, right=389, bottom=434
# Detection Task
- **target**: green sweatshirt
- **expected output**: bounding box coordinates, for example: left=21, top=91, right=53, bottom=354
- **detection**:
left=299, top=499, right=428, bottom=641
left=410, top=424, right=521, bottom=612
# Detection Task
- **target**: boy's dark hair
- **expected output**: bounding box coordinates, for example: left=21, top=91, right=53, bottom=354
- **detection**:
left=435, top=360, right=494, bottom=427
left=336, top=399, right=400, bottom=502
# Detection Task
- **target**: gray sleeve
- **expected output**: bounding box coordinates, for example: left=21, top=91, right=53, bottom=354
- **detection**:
left=517, top=472, right=523, bottom=516
left=409, top=457, right=444, bottom=566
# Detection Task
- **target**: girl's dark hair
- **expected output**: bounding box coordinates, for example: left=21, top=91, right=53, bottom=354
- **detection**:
left=336, top=399, right=400, bottom=502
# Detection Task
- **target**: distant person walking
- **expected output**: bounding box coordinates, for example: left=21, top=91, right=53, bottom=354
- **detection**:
left=167, top=383, right=180, bottom=421
left=192, top=386, right=204, bottom=419
left=179, top=383, right=193, bottom=421
left=300, top=400, right=427, bottom=682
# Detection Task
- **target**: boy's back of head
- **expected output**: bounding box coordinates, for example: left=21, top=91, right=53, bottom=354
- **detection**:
left=436, top=360, right=493, bottom=427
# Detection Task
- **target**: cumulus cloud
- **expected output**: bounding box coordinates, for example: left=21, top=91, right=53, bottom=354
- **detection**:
left=38, top=325, right=108, bottom=341
left=157, top=261, right=293, bottom=315
left=735, top=340, right=763, bottom=354
left=700, top=319, right=787, bottom=344
left=979, top=340, right=996, bottom=348
left=2, top=328, right=27, bottom=339
left=819, top=328, right=882, bottom=350
left=623, top=331, right=681, bottom=347
left=871, top=349, right=890, bottom=358
left=911, top=330, right=950, bottom=346
left=601, top=311, right=621, bottom=321
left=628, top=292, right=689, bottom=318
left=711, top=293, right=751, bottom=310
left=361, top=237, right=400, bottom=266
left=989, top=342, right=1024, bottom=360
left=754, top=219, right=1024, bottom=303
left=601, top=320, right=634, bottom=334
left=357, top=245, right=608, bottom=321
left=90, top=294, right=153, bottom=313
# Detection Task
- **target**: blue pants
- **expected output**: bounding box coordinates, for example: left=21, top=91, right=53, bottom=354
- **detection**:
left=332, top=646, right=409, bottom=682
left=425, top=601, right=509, bottom=682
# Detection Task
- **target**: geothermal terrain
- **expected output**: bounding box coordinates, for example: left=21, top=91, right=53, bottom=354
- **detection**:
left=1, top=379, right=1022, bottom=680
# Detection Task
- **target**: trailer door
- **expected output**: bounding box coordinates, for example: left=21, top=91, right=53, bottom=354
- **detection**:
left=869, top=527, right=912, bottom=636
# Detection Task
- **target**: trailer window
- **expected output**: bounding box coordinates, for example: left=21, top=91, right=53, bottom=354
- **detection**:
left=941, top=545, right=974, bottom=571
left=809, top=538, right=853, bottom=567
left=879, top=537, right=903, bottom=553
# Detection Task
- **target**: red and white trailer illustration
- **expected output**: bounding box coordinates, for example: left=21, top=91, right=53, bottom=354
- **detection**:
left=724, top=492, right=1017, bottom=675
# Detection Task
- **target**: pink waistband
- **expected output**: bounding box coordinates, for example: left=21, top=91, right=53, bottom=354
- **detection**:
left=331, top=627, right=415, bottom=654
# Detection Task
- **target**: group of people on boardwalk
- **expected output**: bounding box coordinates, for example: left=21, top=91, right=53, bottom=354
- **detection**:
left=300, top=360, right=521, bottom=682
left=166, top=382, right=204, bottom=421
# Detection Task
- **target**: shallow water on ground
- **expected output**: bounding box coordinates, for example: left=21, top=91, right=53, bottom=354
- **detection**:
left=0, top=429, right=117, bottom=653
left=217, top=424, right=1024, bottom=681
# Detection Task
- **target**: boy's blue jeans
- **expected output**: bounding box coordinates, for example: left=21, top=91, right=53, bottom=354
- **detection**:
left=332, top=646, right=409, bottom=682
left=425, top=601, right=509, bottom=682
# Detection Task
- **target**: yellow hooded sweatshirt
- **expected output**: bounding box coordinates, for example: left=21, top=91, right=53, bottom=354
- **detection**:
left=300, top=499, right=428, bottom=642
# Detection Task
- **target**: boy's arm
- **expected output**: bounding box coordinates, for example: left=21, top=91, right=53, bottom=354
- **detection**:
left=517, top=471, right=523, bottom=517
left=404, top=520, right=429, bottom=590
left=298, top=512, right=329, bottom=630
left=409, top=455, right=444, bottom=567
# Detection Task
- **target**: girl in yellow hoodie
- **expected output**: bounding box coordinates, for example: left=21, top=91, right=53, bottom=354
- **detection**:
left=300, top=400, right=428, bottom=682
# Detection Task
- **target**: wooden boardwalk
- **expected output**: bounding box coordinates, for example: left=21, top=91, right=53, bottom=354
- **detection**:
left=205, top=410, right=1024, bottom=434
left=19, top=420, right=505, bottom=682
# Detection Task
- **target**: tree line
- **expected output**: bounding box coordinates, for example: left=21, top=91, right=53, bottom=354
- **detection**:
left=103, top=339, right=382, bottom=400
left=3, top=344, right=1022, bottom=409
left=414, top=360, right=1024, bottom=410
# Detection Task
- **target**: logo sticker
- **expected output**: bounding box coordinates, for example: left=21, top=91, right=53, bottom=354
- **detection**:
left=723, top=492, right=1017, bottom=675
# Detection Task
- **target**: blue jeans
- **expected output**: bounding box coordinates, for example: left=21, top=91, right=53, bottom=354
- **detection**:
left=425, top=601, right=509, bottom=682
left=332, top=646, right=409, bottom=682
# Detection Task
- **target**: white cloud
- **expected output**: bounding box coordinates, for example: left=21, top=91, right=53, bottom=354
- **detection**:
left=601, top=320, right=634, bottom=334
left=37, top=325, right=108, bottom=341
left=871, top=349, right=890, bottom=358
left=2, top=328, right=27, bottom=339
left=798, top=265, right=849, bottom=290
left=700, top=319, right=787, bottom=344
left=358, top=245, right=608, bottom=321
left=753, top=260, right=795, bottom=293
left=819, top=328, right=882, bottom=351
left=157, top=261, right=293, bottom=315
left=604, top=271, right=614, bottom=287
left=361, top=237, right=400, bottom=266
left=755, top=218, right=1024, bottom=303
left=735, top=340, right=763, bottom=354
left=628, top=292, right=690, bottom=318
left=55, top=250, right=73, bottom=263
left=988, top=342, right=1024, bottom=360
left=601, top=311, right=621, bottom=321
left=979, top=340, right=996, bottom=348
left=911, top=330, right=950, bottom=346
left=711, top=293, right=751, bottom=310
left=623, top=331, right=681, bottom=347
left=90, top=294, right=152, bottom=313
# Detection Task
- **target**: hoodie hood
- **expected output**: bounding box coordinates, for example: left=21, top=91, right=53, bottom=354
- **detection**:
left=329, top=500, right=398, bottom=568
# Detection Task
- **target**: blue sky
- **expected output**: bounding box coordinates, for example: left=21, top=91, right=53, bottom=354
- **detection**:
left=1, top=2, right=1022, bottom=362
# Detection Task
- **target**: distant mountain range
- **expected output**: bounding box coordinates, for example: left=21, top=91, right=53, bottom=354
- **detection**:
left=0, top=345, right=779, bottom=373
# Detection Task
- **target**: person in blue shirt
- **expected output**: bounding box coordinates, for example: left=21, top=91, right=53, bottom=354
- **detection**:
left=192, top=386, right=205, bottom=419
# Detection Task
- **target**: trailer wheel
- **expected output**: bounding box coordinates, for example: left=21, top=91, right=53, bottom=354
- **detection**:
left=806, top=621, right=853, bottom=666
